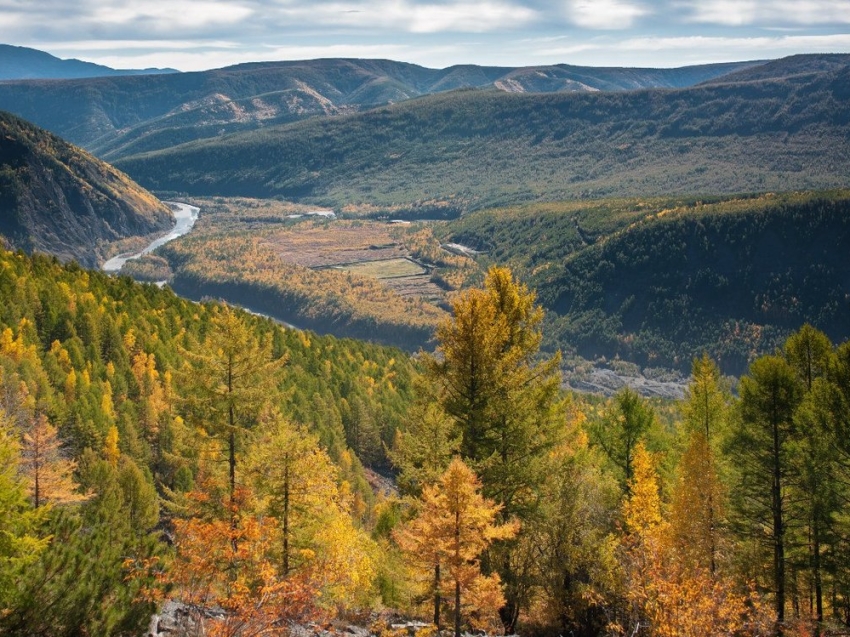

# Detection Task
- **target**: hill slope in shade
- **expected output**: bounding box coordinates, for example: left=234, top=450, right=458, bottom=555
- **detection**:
left=0, top=57, right=761, bottom=160
left=0, top=111, right=173, bottom=267
left=114, top=59, right=850, bottom=212
left=0, top=44, right=177, bottom=80
left=443, top=191, right=850, bottom=374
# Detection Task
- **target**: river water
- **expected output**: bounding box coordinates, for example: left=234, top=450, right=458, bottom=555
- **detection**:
left=101, top=202, right=199, bottom=273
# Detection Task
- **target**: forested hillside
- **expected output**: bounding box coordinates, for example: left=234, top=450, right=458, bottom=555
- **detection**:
left=0, top=56, right=759, bottom=160
left=443, top=191, right=850, bottom=374
left=0, top=245, right=421, bottom=632
left=113, top=59, right=850, bottom=212
left=2, top=255, right=850, bottom=637
left=0, top=110, right=172, bottom=267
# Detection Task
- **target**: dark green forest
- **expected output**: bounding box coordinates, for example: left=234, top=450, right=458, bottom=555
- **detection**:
left=441, top=191, right=850, bottom=374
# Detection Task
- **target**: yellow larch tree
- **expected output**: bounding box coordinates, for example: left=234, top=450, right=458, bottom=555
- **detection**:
left=104, top=424, right=120, bottom=469
left=674, top=354, right=728, bottom=575
left=621, top=442, right=747, bottom=637
left=165, top=484, right=320, bottom=637
left=246, top=410, right=376, bottom=610
left=396, top=457, right=517, bottom=636
left=20, top=413, right=82, bottom=508
left=179, top=306, right=287, bottom=513
left=131, top=350, right=169, bottom=446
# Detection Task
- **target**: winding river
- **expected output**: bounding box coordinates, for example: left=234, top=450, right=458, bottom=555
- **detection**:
left=101, top=202, right=199, bottom=273
left=100, top=201, right=301, bottom=329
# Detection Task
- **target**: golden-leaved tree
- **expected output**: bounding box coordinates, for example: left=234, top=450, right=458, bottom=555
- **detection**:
left=247, top=410, right=376, bottom=609
left=395, top=457, right=517, bottom=636
left=20, top=413, right=82, bottom=509
left=670, top=354, right=729, bottom=575
left=165, top=484, right=319, bottom=637
left=620, top=442, right=747, bottom=637
left=179, top=306, right=287, bottom=510
left=423, top=266, right=564, bottom=631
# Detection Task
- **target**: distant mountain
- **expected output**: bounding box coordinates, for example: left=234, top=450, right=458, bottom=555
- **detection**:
left=0, top=111, right=173, bottom=267
left=113, top=59, right=850, bottom=213
left=0, top=44, right=177, bottom=81
left=0, top=57, right=761, bottom=160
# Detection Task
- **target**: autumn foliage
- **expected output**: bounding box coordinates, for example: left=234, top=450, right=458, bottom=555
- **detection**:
left=166, top=486, right=321, bottom=637
left=3, top=243, right=850, bottom=637
left=618, top=443, right=749, bottom=637
left=395, top=457, right=517, bottom=635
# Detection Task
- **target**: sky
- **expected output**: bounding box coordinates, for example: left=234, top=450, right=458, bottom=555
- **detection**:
left=1, top=0, right=849, bottom=72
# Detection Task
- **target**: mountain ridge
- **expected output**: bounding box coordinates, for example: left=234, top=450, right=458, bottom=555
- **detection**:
left=0, top=55, right=764, bottom=160
left=112, top=59, right=850, bottom=212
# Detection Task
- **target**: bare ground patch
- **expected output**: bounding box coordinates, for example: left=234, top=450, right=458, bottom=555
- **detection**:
left=263, top=222, right=407, bottom=268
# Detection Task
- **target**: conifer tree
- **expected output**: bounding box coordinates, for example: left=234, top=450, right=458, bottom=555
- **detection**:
left=247, top=411, right=342, bottom=576
left=791, top=379, right=840, bottom=626
left=828, top=340, right=850, bottom=622
left=389, top=397, right=460, bottom=497
left=671, top=355, right=728, bottom=575
left=6, top=451, right=162, bottom=636
left=785, top=324, right=832, bottom=392
left=529, top=416, right=620, bottom=634
left=732, top=354, right=800, bottom=626
left=783, top=325, right=836, bottom=626
left=423, top=266, right=562, bottom=630
left=20, top=413, right=81, bottom=508
left=621, top=443, right=747, bottom=637
left=104, top=424, right=119, bottom=468
left=179, top=306, right=286, bottom=510
left=0, top=411, right=47, bottom=617
left=395, top=457, right=517, bottom=635
left=592, top=387, right=656, bottom=490
left=426, top=266, right=562, bottom=516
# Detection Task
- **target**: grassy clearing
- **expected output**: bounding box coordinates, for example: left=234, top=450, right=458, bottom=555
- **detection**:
left=333, top=258, right=425, bottom=279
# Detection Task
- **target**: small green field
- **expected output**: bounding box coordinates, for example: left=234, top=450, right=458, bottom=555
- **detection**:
left=333, top=258, right=426, bottom=279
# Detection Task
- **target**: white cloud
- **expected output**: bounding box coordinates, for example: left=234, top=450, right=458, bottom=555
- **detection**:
left=567, top=0, right=648, bottom=29
left=680, top=0, right=757, bottom=26
left=405, top=1, right=538, bottom=32
left=3, top=0, right=850, bottom=71
left=93, top=1, right=254, bottom=29
left=35, top=39, right=241, bottom=52
left=268, top=0, right=539, bottom=33
left=530, top=32, right=850, bottom=66
left=619, top=33, right=850, bottom=51
left=680, top=0, right=850, bottom=26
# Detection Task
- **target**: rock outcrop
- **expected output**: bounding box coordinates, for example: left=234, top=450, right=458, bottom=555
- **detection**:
left=0, top=110, right=172, bottom=267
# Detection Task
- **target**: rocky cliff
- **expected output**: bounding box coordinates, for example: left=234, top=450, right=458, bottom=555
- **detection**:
left=0, top=110, right=172, bottom=267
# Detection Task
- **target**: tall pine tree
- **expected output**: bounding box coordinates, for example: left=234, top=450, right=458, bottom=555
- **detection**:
left=423, top=266, right=563, bottom=631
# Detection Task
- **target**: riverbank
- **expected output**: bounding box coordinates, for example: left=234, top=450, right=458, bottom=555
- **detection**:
left=102, top=202, right=199, bottom=273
